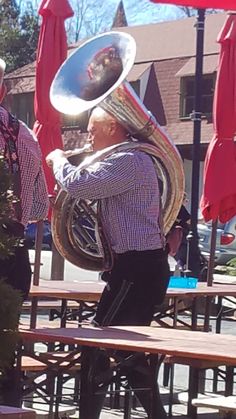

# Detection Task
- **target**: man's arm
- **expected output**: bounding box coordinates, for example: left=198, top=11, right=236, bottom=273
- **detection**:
left=30, top=163, right=49, bottom=221
left=46, top=148, right=136, bottom=200
left=18, top=122, right=49, bottom=224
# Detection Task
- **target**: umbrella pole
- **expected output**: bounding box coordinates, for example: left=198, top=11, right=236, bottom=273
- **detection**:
left=207, top=219, right=218, bottom=286
left=33, top=220, right=44, bottom=285
left=188, top=8, right=206, bottom=278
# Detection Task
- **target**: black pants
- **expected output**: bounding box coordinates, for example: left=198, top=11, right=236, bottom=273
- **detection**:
left=0, top=221, right=32, bottom=300
left=0, top=222, right=31, bottom=406
left=80, top=249, right=170, bottom=419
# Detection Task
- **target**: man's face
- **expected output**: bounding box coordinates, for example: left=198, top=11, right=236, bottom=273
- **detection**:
left=87, top=114, right=111, bottom=151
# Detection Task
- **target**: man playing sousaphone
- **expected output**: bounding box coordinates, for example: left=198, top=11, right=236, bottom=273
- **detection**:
left=46, top=106, right=170, bottom=419
left=46, top=29, right=184, bottom=419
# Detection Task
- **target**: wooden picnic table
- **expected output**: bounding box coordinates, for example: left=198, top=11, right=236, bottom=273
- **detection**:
left=20, top=325, right=236, bottom=365
left=19, top=325, right=236, bottom=419
left=28, top=281, right=236, bottom=331
left=29, top=280, right=236, bottom=299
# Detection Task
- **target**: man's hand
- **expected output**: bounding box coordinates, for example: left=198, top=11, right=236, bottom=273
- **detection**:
left=46, top=149, right=67, bottom=168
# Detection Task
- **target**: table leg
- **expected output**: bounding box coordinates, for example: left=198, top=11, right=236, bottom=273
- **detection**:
left=60, top=299, right=67, bottom=328
left=30, top=297, right=38, bottom=329
left=215, top=296, right=223, bottom=334
left=173, top=298, right=178, bottom=328
left=212, top=296, right=223, bottom=391
left=204, top=296, right=212, bottom=332
left=191, top=297, right=198, bottom=330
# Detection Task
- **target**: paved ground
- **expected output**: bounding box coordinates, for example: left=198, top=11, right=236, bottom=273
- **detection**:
left=27, top=250, right=236, bottom=418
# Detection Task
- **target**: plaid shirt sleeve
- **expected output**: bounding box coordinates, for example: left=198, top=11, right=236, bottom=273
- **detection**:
left=53, top=151, right=136, bottom=199
left=0, top=106, right=49, bottom=226
left=17, top=121, right=49, bottom=224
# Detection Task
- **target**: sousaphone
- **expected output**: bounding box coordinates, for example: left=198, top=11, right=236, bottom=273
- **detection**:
left=50, top=31, right=185, bottom=271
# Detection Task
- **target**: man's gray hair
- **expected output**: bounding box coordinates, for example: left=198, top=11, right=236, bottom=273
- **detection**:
left=91, top=107, right=116, bottom=123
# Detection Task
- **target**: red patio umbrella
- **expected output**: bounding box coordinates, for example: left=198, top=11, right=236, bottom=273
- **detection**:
left=33, top=0, right=74, bottom=196
left=200, top=14, right=236, bottom=285
left=201, top=14, right=236, bottom=224
left=150, top=0, right=236, bottom=10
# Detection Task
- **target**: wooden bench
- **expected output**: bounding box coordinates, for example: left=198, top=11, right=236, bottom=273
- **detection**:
left=19, top=317, right=91, bottom=331
left=20, top=351, right=82, bottom=417
left=0, top=406, right=36, bottom=419
left=22, top=300, right=80, bottom=313
left=192, top=395, right=236, bottom=415
left=21, top=352, right=81, bottom=372
left=21, top=404, right=76, bottom=419
left=163, top=355, right=229, bottom=418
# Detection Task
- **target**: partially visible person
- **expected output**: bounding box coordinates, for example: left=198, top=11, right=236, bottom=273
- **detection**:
left=46, top=106, right=170, bottom=419
left=0, top=58, right=49, bottom=300
left=174, top=192, right=191, bottom=270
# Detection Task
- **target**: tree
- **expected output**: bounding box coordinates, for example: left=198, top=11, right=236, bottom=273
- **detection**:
left=67, top=0, right=114, bottom=42
left=177, top=6, right=220, bottom=17
left=0, top=0, right=39, bottom=72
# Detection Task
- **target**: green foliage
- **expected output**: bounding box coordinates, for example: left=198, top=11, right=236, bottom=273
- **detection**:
left=0, top=280, right=22, bottom=331
left=0, top=331, right=19, bottom=371
left=0, top=279, right=22, bottom=372
left=226, top=258, right=236, bottom=268
left=215, top=259, right=236, bottom=276
left=0, top=155, right=19, bottom=260
left=0, top=0, right=40, bottom=72
left=0, top=154, right=22, bottom=373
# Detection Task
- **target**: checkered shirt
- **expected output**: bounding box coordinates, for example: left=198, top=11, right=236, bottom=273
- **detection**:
left=53, top=148, right=163, bottom=253
left=0, top=107, right=49, bottom=226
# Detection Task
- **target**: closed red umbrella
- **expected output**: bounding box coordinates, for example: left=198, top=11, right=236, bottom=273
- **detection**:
left=33, top=0, right=74, bottom=195
left=201, top=14, right=236, bottom=224
left=200, top=14, right=236, bottom=286
left=150, top=0, right=236, bottom=9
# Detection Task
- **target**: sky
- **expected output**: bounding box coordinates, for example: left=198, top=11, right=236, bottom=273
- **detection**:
left=17, top=0, right=191, bottom=42
left=18, top=0, right=186, bottom=26
left=51, top=0, right=189, bottom=43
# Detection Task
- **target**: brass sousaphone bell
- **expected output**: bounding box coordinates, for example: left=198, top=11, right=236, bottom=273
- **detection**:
left=50, top=31, right=185, bottom=271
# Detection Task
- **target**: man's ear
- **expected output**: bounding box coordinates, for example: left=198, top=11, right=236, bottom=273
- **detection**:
left=109, top=120, right=116, bottom=136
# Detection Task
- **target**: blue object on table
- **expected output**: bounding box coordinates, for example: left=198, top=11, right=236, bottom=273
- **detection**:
left=168, top=276, right=198, bottom=289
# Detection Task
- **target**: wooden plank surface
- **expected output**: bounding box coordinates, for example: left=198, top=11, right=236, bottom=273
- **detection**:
left=0, top=406, right=36, bottom=418
left=192, top=395, right=236, bottom=411
left=213, top=274, right=236, bottom=285
left=19, top=325, right=236, bottom=366
left=29, top=281, right=104, bottom=301
left=29, top=280, right=236, bottom=301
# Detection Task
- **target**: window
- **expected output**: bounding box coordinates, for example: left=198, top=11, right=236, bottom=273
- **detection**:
left=62, top=114, right=83, bottom=130
left=180, top=75, right=215, bottom=119
left=62, top=111, right=93, bottom=132
left=10, top=93, right=35, bottom=128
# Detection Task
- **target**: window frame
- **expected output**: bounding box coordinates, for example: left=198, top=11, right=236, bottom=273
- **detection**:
left=179, top=74, right=216, bottom=120
left=10, top=92, right=35, bottom=128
